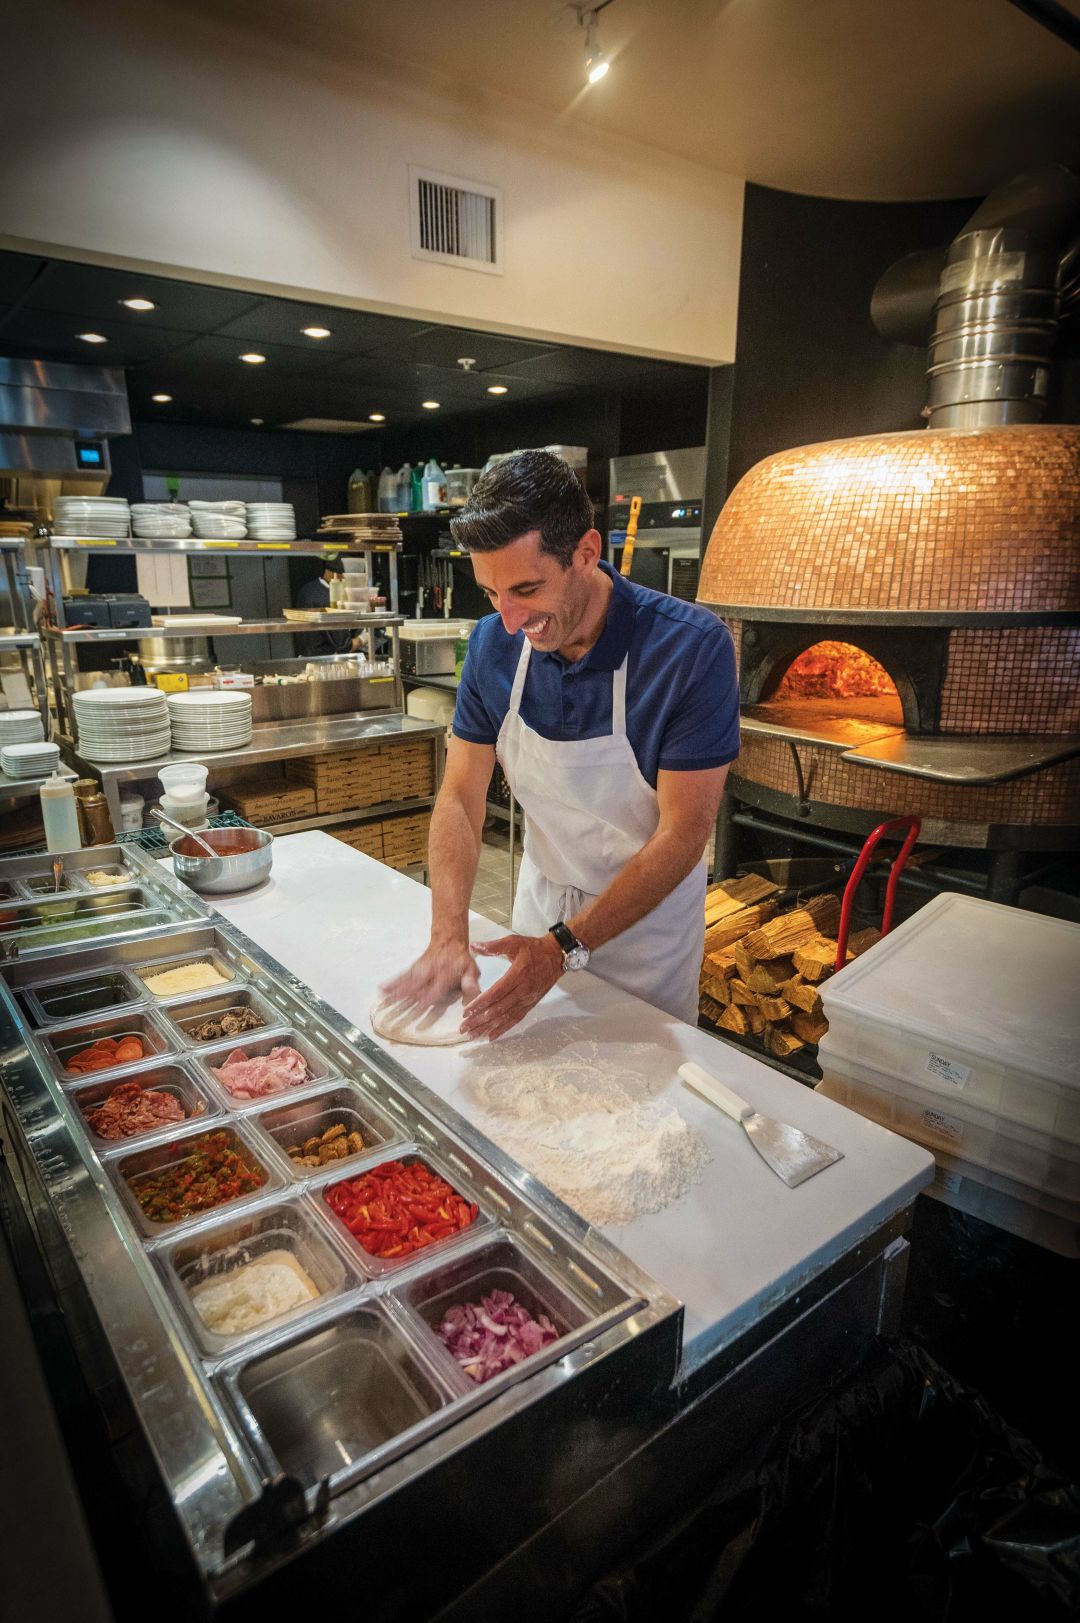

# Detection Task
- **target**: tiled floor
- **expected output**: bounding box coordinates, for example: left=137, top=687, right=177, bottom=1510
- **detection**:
left=469, top=823, right=520, bottom=927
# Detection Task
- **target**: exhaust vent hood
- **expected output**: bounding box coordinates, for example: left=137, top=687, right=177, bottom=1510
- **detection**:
left=0, top=358, right=131, bottom=501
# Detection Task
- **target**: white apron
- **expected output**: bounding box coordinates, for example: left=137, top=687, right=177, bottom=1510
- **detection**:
left=496, top=639, right=705, bottom=1024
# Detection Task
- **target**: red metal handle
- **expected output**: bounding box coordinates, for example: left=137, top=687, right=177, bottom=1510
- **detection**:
left=835, top=815, right=921, bottom=971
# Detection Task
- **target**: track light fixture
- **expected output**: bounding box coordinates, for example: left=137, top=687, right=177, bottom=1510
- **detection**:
left=578, top=1, right=614, bottom=85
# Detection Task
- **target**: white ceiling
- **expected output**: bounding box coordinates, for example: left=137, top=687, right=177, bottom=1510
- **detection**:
left=186, top=0, right=1080, bottom=201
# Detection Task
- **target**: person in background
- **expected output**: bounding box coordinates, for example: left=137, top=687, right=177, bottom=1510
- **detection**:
left=383, top=449, right=740, bottom=1039
left=294, top=556, right=361, bottom=657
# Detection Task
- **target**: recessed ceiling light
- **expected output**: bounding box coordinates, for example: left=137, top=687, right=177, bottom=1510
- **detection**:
left=240, top=352, right=267, bottom=364
left=301, top=325, right=332, bottom=339
left=77, top=332, right=107, bottom=344
left=368, top=413, right=386, bottom=422
left=421, top=399, right=440, bottom=410
left=151, top=393, right=173, bottom=403
left=121, top=297, right=157, bottom=312
left=487, top=384, right=509, bottom=395
left=251, top=417, right=265, bottom=426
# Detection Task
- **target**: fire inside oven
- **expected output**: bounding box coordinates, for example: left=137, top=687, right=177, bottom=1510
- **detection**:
left=766, top=641, right=903, bottom=729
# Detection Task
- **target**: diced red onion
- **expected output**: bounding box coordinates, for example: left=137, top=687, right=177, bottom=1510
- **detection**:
left=435, top=1289, right=560, bottom=1384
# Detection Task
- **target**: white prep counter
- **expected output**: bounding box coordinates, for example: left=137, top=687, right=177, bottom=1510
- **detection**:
left=208, top=832, right=933, bottom=1372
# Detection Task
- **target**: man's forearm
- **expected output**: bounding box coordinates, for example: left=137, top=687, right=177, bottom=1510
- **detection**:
left=567, top=827, right=704, bottom=952
left=428, top=788, right=483, bottom=940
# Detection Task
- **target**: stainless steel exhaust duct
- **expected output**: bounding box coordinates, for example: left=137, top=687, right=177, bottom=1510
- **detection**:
left=0, top=358, right=131, bottom=495
left=925, top=228, right=1061, bottom=428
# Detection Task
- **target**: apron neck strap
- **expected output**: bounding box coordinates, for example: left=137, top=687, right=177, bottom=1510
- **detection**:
left=612, top=656, right=628, bottom=735
left=508, top=637, right=531, bottom=715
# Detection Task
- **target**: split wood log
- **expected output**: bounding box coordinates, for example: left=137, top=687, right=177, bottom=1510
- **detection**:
left=847, top=926, right=883, bottom=957
left=700, top=974, right=733, bottom=1006
left=793, top=935, right=848, bottom=982
left=703, top=899, right=778, bottom=954
left=790, top=1008, right=830, bottom=1045
left=704, top=872, right=780, bottom=923
left=756, top=993, right=792, bottom=1023
left=748, top=956, right=796, bottom=994
left=734, top=941, right=756, bottom=981
left=740, top=892, right=842, bottom=961
left=764, top=1023, right=805, bottom=1059
left=718, top=1003, right=750, bottom=1035
left=701, top=949, right=738, bottom=981
left=782, top=977, right=824, bottom=1017
left=699, top=995, right=724, bottom=1025
left=730, top=978, right=758, bottom=1007
left=747, top=1004, right=766, bottom=1035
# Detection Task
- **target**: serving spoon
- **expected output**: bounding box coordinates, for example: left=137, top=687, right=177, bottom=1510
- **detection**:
left=150, top=806, right=218, bottom=857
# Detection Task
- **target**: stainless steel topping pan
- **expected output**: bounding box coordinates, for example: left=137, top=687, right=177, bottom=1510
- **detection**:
left=21, top=966, right=148, bottom=1027
left=250, top=1081, right=402, bottom=1181
left=107, top=1116, right=285, bottom=1239
left=159, top=985, right=280, bottom=1047
left=69, top=1061, right=220, bottom=1148
left=155, top=1194, right=359, bottom=1359
left=192, top=1028, right=340, bottom=1111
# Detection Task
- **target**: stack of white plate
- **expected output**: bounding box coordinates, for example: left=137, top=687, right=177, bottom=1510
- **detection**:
left=131, top=503, right=193, bottom=539
left=72, top=688, right=172, bottom=763
left=0, top=709, right=45, bottom=747
left=245, top=502, right=296, bottom=540
left=52, top=496, right=131, bottom=538
left=188, top=500, right=247, bottom=539
left=1, top=741, right=61, bottom=779
left=167, top=690, right=253, bottom=752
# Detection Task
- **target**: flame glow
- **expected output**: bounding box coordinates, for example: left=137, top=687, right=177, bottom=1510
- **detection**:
left=775, top=641, right=898, bottom=702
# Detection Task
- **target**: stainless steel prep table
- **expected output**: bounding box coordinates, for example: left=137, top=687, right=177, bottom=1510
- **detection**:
left=0, top=836, right=932, bottom=1620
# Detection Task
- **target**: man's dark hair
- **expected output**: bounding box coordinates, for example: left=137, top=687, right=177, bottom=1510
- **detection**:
left=322, top=557, right=345, bottom=575
left=449, top=449, right=593, bottom=568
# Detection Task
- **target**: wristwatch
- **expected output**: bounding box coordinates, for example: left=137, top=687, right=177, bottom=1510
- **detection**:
left=549, top=921, right=590, bottom=971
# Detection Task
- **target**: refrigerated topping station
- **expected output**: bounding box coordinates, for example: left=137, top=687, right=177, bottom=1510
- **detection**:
left=0, top=830, right=929, bottom=1618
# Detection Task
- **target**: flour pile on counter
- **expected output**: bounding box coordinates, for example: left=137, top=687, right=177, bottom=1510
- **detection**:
left=466, top=1039, right=709, bottom=1227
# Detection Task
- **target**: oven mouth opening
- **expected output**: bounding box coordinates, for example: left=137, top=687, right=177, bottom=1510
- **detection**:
left=758, top=640, right=904, bottom=729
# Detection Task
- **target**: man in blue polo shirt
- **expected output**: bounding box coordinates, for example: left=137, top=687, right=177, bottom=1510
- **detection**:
left=382, top=449, right=739, bottom=1038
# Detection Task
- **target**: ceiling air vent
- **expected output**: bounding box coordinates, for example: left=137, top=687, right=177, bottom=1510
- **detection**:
left=409, top=166, right=503, bottom=275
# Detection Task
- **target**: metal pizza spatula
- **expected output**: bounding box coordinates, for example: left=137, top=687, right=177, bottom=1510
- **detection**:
left=679, top=1061, right=843, bottom=1188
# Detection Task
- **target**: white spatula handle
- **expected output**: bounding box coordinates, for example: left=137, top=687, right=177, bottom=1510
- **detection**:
left=679, top=1062, right=753, bottom=1123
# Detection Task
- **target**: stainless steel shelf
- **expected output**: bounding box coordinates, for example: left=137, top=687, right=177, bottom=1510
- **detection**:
left=402, top=672, right=460, bottom=693
left=46, top=616, right=403, bottom=644
left=266, top=795, right=436, bottom=835
left=0, top=631, right=38, bottom=652
left=0, top=768, right=76, bottom=801
left=69, top=712, right=446, bottom=824
left=45, top=534, right=402, bottom=555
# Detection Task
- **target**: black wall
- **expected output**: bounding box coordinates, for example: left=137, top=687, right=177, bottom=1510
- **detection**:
left=725, top=184, right=982, bottom=494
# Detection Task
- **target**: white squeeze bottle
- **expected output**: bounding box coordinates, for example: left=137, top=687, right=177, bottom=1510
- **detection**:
left=377, top=465, right=397, bottom=513
left=422, top=457, right=446, bottom=512
left=40, top=772, right=82, bottom=852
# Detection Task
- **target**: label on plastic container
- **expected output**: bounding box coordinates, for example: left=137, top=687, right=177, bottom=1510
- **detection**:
left=933, top=1166, right=963, bottom=1195
left=920, top=1107, right=964, bottom=1145
left=925, top=1051, right=972, bottom=1089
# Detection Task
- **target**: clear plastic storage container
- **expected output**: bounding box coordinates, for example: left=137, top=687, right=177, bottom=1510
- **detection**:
left=819, top=894, right=1080, bottom=1139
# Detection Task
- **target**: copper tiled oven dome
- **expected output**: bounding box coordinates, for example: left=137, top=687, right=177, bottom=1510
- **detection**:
left=698, top=422, right=1080, bottom=896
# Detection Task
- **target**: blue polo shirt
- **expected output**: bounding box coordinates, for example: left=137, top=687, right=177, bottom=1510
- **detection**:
left=452, top=562, right=739, bottom=785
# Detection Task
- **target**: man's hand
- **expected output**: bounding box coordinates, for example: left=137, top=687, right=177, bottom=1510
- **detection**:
left=458, top=932, right=563, bottom=1041
left=380, top=933, right=480, bottom=1010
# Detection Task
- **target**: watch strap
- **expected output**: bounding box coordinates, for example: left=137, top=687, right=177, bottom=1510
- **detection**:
left=549, top=922, right=580, bottom=954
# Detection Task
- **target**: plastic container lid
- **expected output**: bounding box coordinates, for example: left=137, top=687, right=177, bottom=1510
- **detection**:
left=820, top=893, right=1080, bottom=1090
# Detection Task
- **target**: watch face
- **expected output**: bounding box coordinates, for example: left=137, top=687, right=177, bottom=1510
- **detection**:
left=565, top=944, right=590, bottom=971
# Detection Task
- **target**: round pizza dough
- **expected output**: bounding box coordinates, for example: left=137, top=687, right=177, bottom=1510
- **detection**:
left=370, top=993, right=469, bottom=1047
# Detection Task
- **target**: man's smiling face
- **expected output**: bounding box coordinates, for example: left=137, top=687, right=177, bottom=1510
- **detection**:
left=470, top=528, right=600, bottom=654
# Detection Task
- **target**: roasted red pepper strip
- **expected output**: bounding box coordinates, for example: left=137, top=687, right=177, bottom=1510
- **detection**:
left=323, top=1159, right=477, bottom=1259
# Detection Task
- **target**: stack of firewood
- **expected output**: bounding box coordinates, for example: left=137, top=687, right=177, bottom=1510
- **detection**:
left=699, top=875, right=880, bottom=1059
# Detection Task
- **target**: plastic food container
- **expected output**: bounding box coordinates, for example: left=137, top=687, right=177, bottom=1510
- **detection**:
left=71, top=1064, right=218, bottom=1146
left=218, top=1301, right=457, bottom=1489
left=819, top=894, right=1080, bottom=1139
left=194, top=1029, right=339, bottom=1109
left=110, top=1122, right=280, bottom=1237
left=23, top=968, right=147, bottom=1027
left=445, top=468, right=480, bottom=508
left=157, top=1198, right=355, bottom=1357
left=318, top=1150, right=488, bottom=1279
left=923, top=1149, right=1080, bottom=1259
left=817, top=1056, right=1080, bottom=1204
left=41, top=1008, right=177, bottom=1082
left=160, top=986, right=279, bottom=1048
left=252, top=1083, right=399, bottom=1178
